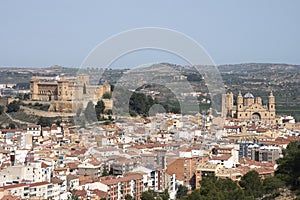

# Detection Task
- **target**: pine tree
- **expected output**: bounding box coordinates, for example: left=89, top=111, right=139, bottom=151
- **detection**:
left=83, top=83, right=87, bottom=94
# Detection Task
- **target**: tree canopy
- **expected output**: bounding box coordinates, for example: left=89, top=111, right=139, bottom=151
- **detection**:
left=141, top=190, right=169, bottom=200
left=6, top=100, right=20, bottom=113
left=38, top=117, right=53, bottom=127
left=95, top=100, right=105, bottom=121
left=0, top=105, right=4, bottom=115
left=185, top=175, right=249, bottom=200
left=84, top=101, right=97, bottom=123
left=239, top=170, right=263, bottom=198
left=276, top=141, right=300, bottom=190
left=176, top=185, right=188, bottom=199
left=102, top=92, right=112, bottom=99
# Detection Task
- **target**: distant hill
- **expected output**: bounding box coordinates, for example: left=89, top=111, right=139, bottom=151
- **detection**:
left=218, top=63, right=300, bottom=73
left=0, top=63, right=299, bottom=121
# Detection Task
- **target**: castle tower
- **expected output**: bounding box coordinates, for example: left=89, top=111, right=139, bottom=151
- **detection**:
left=237, top=91, right=243, bottom=111
left=57, top=80, right=70, bottom=101
left=30, top=79, right=39, bottom=100
left=76, top=74, right=89, bottom=86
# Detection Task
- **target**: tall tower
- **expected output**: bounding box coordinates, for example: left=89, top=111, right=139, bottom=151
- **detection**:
left=268, top=91, right=276, bottom=123
left=222, top=92, right=234, bottom=117
left=268, top=91, right=275, bottom=111
left=237, top=91, right=243, bottom=111
left=76, top=74, right=89, bottom=86
left=57, top=80, right=69, bottom=101
left=30, top=79, right=39, bottom=100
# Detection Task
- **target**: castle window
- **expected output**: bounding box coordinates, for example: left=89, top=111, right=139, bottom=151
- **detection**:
left=245, top=113, right=248, bottom=117
left=239, top=114, right=242, bottom=117
left=239, top=105, right=242, bottom=108
left=265, top=114, right=267, bottom=116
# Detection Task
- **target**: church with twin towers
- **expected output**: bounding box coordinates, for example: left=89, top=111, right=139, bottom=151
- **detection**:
left=222, top=91, right=277, bottom=125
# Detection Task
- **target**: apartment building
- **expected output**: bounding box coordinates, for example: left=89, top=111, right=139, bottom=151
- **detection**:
left=195, top=162, right=222, bottom=189
left=100, top=174, right=143, bottom=200
left=247, top=144, right=281, bottom=162
left=0, top=181, right=54, bottom=199
left=167, top=156, right=208, bottom=189
left=78, top=157, right=102, bottom=179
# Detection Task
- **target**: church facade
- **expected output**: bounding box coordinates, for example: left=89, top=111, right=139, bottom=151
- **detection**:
left=222, top=91, right=277, bottom=124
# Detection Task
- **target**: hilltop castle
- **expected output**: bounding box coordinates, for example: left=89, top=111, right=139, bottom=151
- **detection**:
left=30, top=74, right=112, bottom=112
left=222, top=91, right=277, bottom=124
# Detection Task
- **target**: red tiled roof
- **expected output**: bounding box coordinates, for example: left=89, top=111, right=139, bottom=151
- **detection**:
left=74, top=190, right=87, bottom=196
left=101, top=174, right=142, bottom=185
left=0, top=183, right=27, bottom=190
left=67, top=174, right=79, bottom=181
left=210, top=154, right=232, bottom=161
left=41, top=162, right=50, bottom=168
left=223, top=125, right=241, bottom=129
left=51, top=177, right=64, bottom=184
left=67, top=162, right=80, bottom=169
left=91, top=189, right=107, bottom=198
left=0, top=195, right=21, bottom=200
left=29, top=181, right=51, bottom=187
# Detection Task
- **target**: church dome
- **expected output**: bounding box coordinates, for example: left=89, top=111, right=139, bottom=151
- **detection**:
left=244, top=92, right=254, bottom=98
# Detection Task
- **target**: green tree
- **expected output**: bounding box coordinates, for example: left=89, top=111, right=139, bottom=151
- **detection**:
left=160, top=189, right=169, bottom=200
left=176, top=185, right=188, bottom=199
left=38, top=117, right=53, bottom=127
left=6, top=100, right=20, bottom=113
left=125, top=194, right=133, bottom=200
left=67, top=192, right=79, bottom=200
left=129, top=92, right=148, bottom=116
left=106, top=109, right=113, bottom=115
left=0, top=105, right=4, bottom=115
left=23, top=93, right=30, bottom=100
left=239, top=170, right=263, bottom=198
left=95, top=100, right=105, bottom=121
left=129, top=92, right=158, bottom=117
left=56, top=118, right=62, bottom=127
left=102, top=92, right=112, bottom=99
left=185, top=174, right=252, bottom=200
left=8, top=123, right=16, bottom=129
left=263, top=176, right=285, bottom=194
left=83, top=83, right=87, bottom=94
left=101, top=165, right=109, bottom=177
left=141, top=191, right=155, bottom=200
left=276, top=141, right=300, bottom=189
left=84, top=101, right=97, bottom=123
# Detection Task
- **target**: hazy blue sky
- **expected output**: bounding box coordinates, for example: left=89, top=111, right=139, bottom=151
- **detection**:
left=0, top=1, right=299, bottom=68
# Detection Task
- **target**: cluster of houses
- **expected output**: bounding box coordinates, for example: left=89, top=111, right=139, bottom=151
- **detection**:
left=0, top=113, right=299, bottom=199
